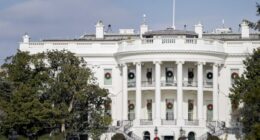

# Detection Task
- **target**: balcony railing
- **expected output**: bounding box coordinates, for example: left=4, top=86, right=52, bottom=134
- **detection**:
left=161, top=80, right=177, bottom=87
left=183, top=81, right=198, bottom=87
left=140, top=119, right=153, bottom=125
left=161, top=119, right=177, bottom=125
left=142, top=81, right=155, bottom=87
left=128, top=81, right=136, bottom=88
left=185, top=119, right=199, bottom=126
left=204, top=81, right=213, bottom=88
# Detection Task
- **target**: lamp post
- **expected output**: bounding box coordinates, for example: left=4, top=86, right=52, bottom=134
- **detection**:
left=154, top=126, right=159, bottom=140
left=179, top=127, right=186, bottom=140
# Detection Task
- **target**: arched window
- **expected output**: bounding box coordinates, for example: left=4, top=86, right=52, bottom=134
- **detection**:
left=188, top=132, right=195, bottom=140
left=143, top=131, right=150, bottom=140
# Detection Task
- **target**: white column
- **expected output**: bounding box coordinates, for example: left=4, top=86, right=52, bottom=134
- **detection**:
left=197, top=62, right=204, bottom=124
left=135, top=62, right=141, bottom=125
left=154, top=61, right=161, bottom=125
left=213, top=63, right=219, bottom=121
left=176, top=61, right=184, bottom=125
left=122, top=64, right=128, bottom=120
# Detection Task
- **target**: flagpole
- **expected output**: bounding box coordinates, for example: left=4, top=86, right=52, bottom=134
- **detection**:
left=172, top=0, right=176, bottom=29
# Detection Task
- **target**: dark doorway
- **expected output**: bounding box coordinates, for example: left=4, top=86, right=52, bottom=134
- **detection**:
left=188, top=132, right=195, bottom=140
left=143, top=131, right=150, bottom=140
left=164, top=136, right=174, bottom=140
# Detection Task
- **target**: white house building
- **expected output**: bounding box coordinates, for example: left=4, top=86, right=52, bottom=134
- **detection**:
left=19, top=18, right=259, bottom=140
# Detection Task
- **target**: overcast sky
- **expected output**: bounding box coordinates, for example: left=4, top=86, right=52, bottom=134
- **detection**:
left=0, top=0, right=259, bottom=64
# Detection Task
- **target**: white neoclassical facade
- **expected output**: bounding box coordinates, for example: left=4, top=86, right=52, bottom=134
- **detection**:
left=19, top=19, right=259, bottom=140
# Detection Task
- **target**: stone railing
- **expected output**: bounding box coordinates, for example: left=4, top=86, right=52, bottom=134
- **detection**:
left=161, top=80, right=177, bottom=87
left=183, top=81, right=198, bottom=87
left=161, top=119, right=177, bottom=125
left=128, top=81, right=136, bottom=88
left=141, top=81, right=155, bottom=87
left=117, top=37, right=226, bottom=55
left=140, top=119, right=153, bottom=125
left=185, top=119, right=199, bottom=126
left=204, top=81, right=213, bottom=88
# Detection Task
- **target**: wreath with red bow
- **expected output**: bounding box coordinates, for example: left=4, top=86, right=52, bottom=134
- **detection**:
left=128, top=104, right=135, bottom=110
left=188, top=103, right=194, bottom=110
left=207, top=104, right=213, bottom=110
left=231, top=72, right=239, bottom=79
left=147, top=102, right=152, bottom=110
left=105, top=72, right=111, bottom=79
left=167, top=102, right=173, bottom=109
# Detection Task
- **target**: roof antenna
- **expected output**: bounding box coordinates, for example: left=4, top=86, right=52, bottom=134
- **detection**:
left=143, top=14, right=147, bottom=24
left=172, top=0, right=176, bottom=29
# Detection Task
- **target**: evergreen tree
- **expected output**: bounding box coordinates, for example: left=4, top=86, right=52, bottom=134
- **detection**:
left=229, top=48, right=260, bottom=139
left=244, top=3, right=260, bottom=31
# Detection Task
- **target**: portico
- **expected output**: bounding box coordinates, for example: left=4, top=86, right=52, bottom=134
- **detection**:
left=122, top=60, right=220, bottom=126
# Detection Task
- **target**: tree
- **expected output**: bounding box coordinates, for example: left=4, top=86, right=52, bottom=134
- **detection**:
left=244, top=3, right=260, bottom=31
left=0, top=50, right=112, bottom=139
left=229, top=48, right=260, bottom=139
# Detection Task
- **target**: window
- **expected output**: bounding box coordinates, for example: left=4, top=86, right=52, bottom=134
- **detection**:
left=146, top=68, right=153, bottom=84
left=188, top=68, right=194, bottom=86
left=188, top=100, right=194, bottom=121
left=165, top=67, right=174, bottom=85
left=231, top=69, right=239, bottom=85
left=104, top=69, right=112, bottom=85
left=166, top=99, right=174, bottom=120
left=128, top=100, right=135, bottom=121
left=147, top=99, right=152, bottom=120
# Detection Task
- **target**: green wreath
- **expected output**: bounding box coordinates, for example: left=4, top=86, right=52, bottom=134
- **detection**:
left=167, top=102, right=173, bottom=109
left=105, top=72, right=111, bottom=79
left=147, top=102, right=152, bottom=110
left=207, top=104, right=213, bottom=110
left=128, top=104, right=135, bottom=110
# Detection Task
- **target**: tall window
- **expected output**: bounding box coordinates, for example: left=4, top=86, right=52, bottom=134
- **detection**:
left=165, top=67, right=174, bottom=86
left=188, top=68, right=194, bottom=86
left=231, top=69, right=239, bottom=85
left=128, top=100, right=135, bottom=121
left=128, top=69, right=136, bottom=87
left=147, top=99, right=152, bottom=120
left=206, top=100, right=213, bottom=121
left=104, top=69, right=112, bottom=85
left=146, top=68, right=153, bottom=84
left=188, top=100, right=194, bottom=121
left=166, top=99, right=174, bottom=120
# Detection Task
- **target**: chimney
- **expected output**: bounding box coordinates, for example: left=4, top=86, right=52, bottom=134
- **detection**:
left=241, top=20, right=250, bottom=38
left=140, top=14, right=149, bottom=38
left=23, top=33, right=30, bottom=43
left=195, top=22, right=203, bottom=38
left=95, top=20, right=104, bottom=39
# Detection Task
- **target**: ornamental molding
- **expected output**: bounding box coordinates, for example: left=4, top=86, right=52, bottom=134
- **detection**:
left=115, top=50, right=227, bottom=58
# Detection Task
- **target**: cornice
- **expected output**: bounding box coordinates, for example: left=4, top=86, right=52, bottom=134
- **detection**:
left=115, top=50, right=227, bottom=58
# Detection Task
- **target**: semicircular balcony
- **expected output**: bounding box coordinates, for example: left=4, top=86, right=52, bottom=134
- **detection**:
left=116, top=37, right=226, bottom=63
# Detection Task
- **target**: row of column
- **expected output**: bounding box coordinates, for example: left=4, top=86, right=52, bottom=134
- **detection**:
left=122, top=61, right=220, bottom=125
